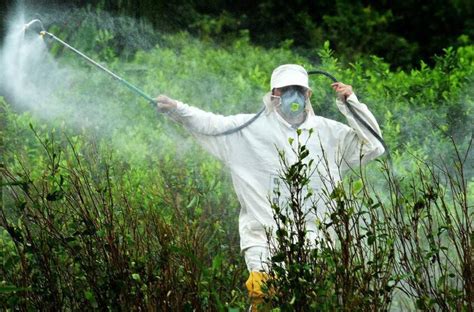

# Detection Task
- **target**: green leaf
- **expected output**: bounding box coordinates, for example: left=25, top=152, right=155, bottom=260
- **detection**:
left=186, top=196, right=198, bottom=208
left=353, top=179, right=363, bottom=193
left=132, top=273, right=141, bottom=281
left=212, top=254, right=223, bottom=270
left=84, top=290, right=95, bottom=302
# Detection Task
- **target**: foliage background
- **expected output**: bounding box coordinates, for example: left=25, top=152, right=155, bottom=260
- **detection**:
left=1, top=0, right=474, bottom=68
left=0, top=2, right=473, bottom=311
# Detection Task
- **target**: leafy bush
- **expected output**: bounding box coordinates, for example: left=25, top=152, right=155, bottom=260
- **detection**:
left=263, top=132, right=472, bottom=311
left=0, top=111, right=246, bottom=310
left=264, top=131, right=396, bottom=311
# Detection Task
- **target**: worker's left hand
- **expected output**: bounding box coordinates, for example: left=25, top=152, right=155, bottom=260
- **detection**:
left=331, top=82, right=353, bottom=101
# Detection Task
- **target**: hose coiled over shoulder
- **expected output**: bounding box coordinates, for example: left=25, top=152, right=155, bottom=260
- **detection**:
left=211, top=69, right=388, bottom=157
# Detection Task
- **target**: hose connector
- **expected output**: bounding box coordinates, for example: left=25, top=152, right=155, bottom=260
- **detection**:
left=24, top=19, right=45, bottom=34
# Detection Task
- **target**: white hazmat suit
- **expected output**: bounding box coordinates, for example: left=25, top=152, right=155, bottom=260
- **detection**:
left=167, top=87, right=385, bottom=271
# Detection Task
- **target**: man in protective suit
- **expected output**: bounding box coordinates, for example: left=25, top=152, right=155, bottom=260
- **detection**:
left=156, top=64, right=385, bottom=310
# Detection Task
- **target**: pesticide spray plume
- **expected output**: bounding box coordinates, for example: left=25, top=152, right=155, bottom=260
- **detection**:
left=21, top=18, right=156, bottom=106
left=1, top=7, right=215, bottom=166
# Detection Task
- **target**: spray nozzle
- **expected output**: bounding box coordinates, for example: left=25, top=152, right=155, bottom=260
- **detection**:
left=23, top=19, right=45, bottom=34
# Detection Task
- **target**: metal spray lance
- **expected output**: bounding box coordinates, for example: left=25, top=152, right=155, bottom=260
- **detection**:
left=23, top=18, right=156, bottom=106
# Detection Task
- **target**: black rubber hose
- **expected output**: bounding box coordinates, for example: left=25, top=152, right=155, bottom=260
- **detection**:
left=211, top=68, right=389, bottom=159
left=307, top=69, right=338, bottom=82
left=309, top=70, right=400, bottom=211
left=210, top=106, right=266, bottom=136
left=308, top=70, right=389, bottom=155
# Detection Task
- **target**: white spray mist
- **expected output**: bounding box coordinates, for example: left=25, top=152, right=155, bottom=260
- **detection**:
left=0, top=7, right=188, bottom=163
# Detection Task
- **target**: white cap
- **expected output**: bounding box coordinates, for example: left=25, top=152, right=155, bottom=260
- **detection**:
left=270, top=64, right=311, bottom=90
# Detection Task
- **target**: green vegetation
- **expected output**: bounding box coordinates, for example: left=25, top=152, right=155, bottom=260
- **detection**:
left=3, top=0, right=473, bottom=68
left=264, top=131, right=472, bottom=311
left=1, top=9, right=473, bottom=311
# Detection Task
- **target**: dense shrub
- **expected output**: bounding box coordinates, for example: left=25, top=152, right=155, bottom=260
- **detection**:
left=262, top=132, right=472, bottom=311
left=0, top=105, right=247, bottom=310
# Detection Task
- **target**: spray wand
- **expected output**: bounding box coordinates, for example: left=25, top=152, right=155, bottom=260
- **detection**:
left=24, top=19, right=156, bottom=106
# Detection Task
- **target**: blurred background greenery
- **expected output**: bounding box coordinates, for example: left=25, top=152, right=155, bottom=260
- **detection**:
left=0, top=1, right=472, bottom=310
left=1, top=0, right=474, bottom=69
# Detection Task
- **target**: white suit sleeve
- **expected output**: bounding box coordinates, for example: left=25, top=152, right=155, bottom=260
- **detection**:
left=335, top=93, right=385, bottom=171
left=166, top=101, right=250, bottom=163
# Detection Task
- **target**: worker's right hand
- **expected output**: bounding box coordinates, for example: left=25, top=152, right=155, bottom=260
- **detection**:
left=331, top=82, right=353, bottom=101
left=156, top=95, right=178, bottom=112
